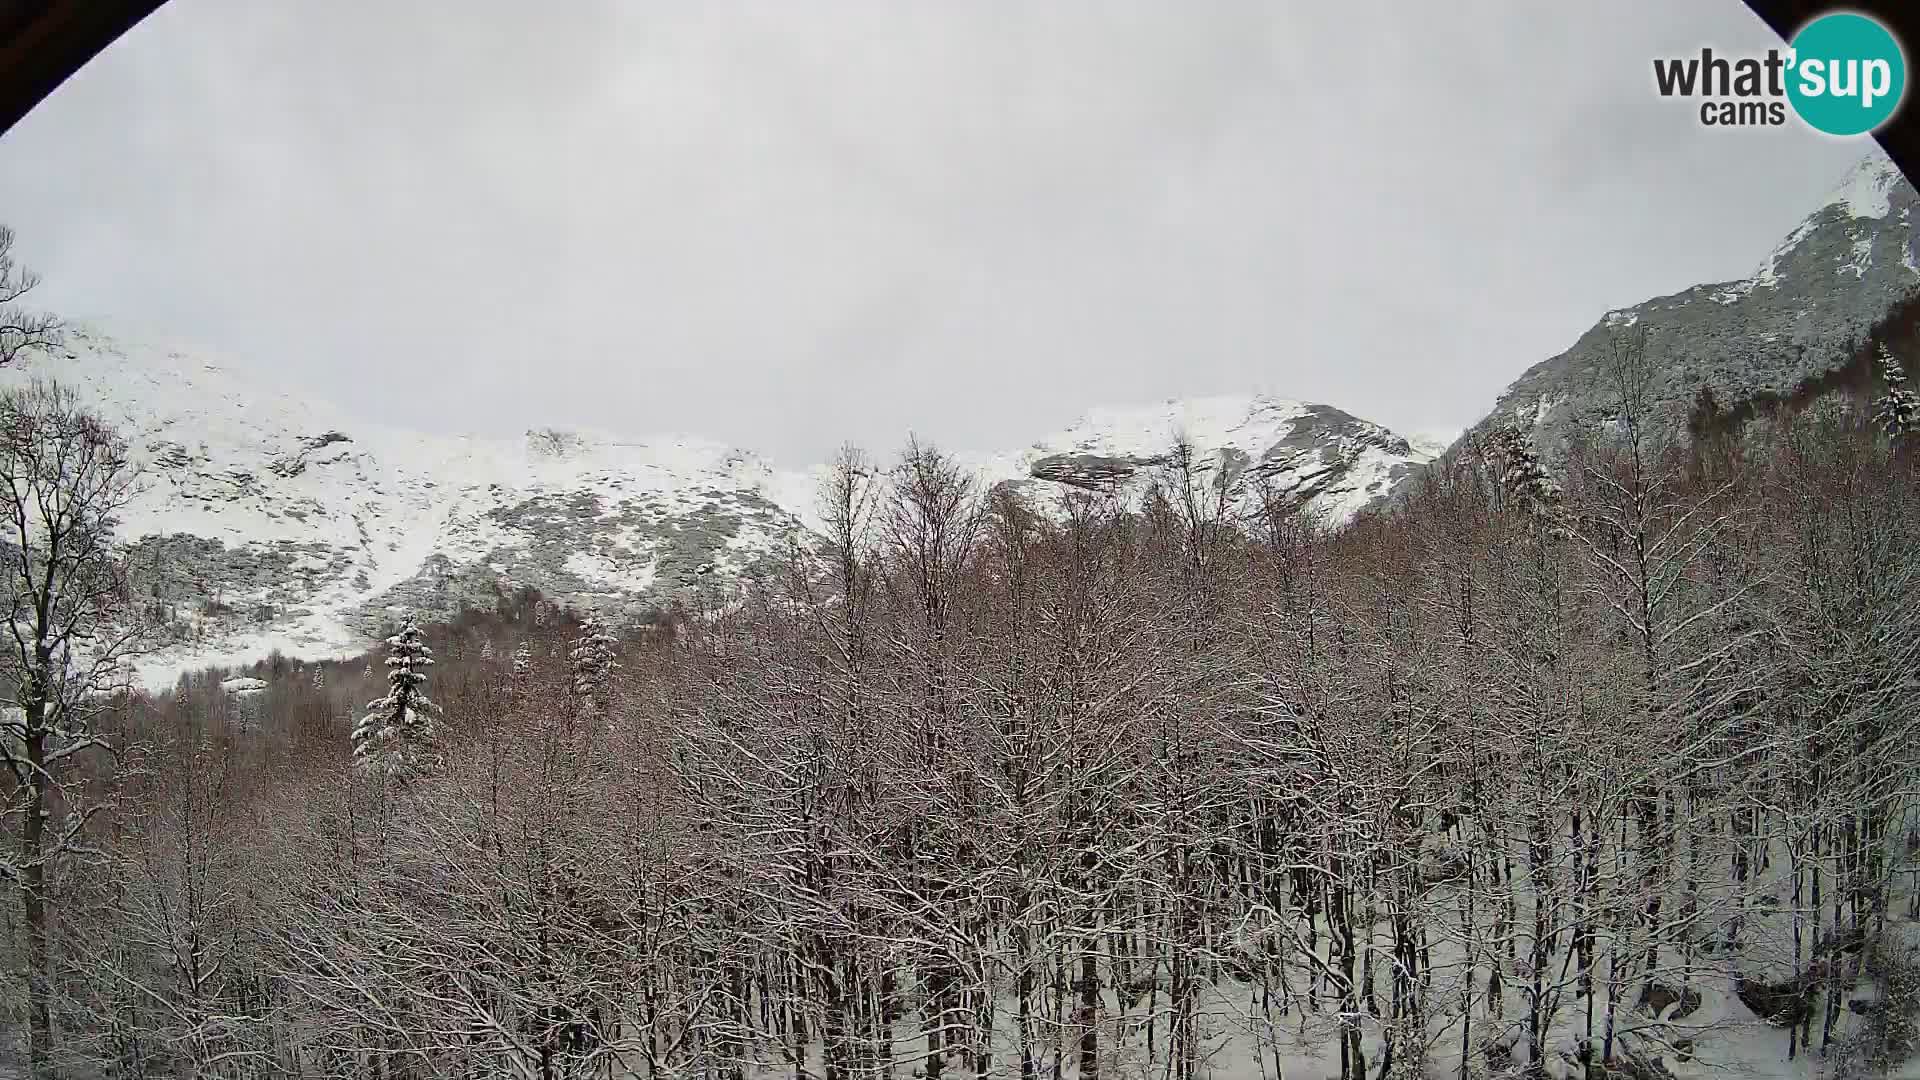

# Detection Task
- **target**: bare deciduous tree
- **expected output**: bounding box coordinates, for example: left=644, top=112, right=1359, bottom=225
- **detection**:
left=0, top=228, right=59, bottom=369
left=0, top=381, right=142, bottom=1075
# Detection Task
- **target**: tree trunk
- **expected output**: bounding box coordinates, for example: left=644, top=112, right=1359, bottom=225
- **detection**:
left=22, top=695, right=53, bottom=1079
left=1077, top=941, right=1099, bottom=1080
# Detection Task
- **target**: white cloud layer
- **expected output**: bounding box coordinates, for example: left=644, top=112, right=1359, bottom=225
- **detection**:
left=0, top=0, right=1870, bottom=464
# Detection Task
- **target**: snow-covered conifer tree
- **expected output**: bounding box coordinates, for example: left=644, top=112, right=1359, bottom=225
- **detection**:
left=511, top=641, right=531, bottom=678
left=568, top=615, right=619, bottom=718
left=1871, top=344, right=1917, bottom=441
left=351, top=623, right=442, bottom=782
left=1481, top=423, right=1563, bottom=520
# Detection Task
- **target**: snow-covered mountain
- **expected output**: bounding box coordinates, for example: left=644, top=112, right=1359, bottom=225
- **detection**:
left=36, top=151, right=1914, bottom=684
left=977, top=396, right=1432, bottom=523
left=1424, top=149, right=1920, bottom=477
left=0, top=330, right=817, bottom=685
left=0, top=330, right=1433, bottom=686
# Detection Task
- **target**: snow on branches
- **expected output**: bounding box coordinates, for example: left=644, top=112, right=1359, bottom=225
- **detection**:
left=568, top=615, right=619, bottom=719
left=1872, top=343, right=1917, bottom=442
left=351, top=622, right=443, bottom=782
left=1477, top=422, right=1564, bottom=522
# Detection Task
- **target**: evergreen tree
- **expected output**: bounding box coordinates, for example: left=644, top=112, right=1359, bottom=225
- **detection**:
left=351, top=623, right=442, bottom=782
left=512, top=641, right=532, bottom=678
left=1480, top=422, right=1563, bottom=520
left=1871, top=343, right=1917, bottom=441
left=568, top=615, right=619, bottom=718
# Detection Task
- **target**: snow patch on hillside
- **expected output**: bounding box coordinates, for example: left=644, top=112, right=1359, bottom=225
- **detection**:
left=1407, top=428, right=1460, bottom=458
left=1041, top=396, right=1311, bottom=458
left=134, top=622, right=368, bottom=691
left=1834, top=148, right=1904, bottom=220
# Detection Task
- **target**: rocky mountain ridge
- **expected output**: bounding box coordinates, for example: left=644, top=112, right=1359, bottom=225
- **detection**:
left=0, top=331, right=1434, bottom=686
left=1430, top=150, right=1919, bottom=476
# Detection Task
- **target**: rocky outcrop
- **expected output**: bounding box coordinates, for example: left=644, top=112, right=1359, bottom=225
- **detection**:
left=1007, top=396, right=1434, bottom=525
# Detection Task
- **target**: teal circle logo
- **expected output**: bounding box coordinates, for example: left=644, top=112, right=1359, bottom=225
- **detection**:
left=1787, top=13, right=1906, bottom=136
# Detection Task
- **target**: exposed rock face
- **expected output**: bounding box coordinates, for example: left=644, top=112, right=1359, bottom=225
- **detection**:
left=1002, top=397, right=1435, bottom=524
left=1029, top=452, right=1149, bottom=490
left=1408, top=150, right=1920, bottom=485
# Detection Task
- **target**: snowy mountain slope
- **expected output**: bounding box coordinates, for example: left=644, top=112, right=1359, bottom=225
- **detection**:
left=1400, top=148, right=1920, bottom=489
left=0, top=329, right=814, bottom=684
left=0, top=330, right=1433, bottom=687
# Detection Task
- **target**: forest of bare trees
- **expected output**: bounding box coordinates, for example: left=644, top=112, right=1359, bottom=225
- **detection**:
left=2, top=339, right=1919, bottom=1080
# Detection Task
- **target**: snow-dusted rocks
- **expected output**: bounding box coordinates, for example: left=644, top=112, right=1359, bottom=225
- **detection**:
left=980, top=395, right=1435, bottom=525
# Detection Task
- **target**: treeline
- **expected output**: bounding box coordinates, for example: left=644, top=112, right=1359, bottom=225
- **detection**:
left=8, top=346, right=1920, bottom=1080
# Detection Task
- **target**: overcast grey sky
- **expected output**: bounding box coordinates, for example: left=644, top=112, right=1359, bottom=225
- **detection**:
left=0, top=0, right=1874, bottom=464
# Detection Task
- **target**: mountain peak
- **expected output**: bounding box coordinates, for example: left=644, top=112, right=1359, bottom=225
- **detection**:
left=1749, top=149, right=1914, bottom=288
left=1825, top=147, right=1905, bottom=221
left=1007, top=392, right=1431, bottom=524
